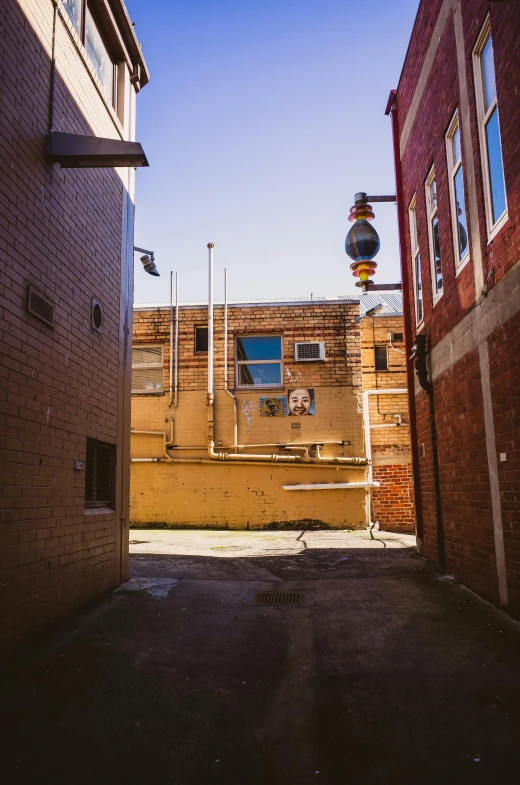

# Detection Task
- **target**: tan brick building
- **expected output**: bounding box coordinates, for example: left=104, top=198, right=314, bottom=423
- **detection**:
left=0, top=0, right=148, bottom=653
left=130, top=292, right=413, bottom=531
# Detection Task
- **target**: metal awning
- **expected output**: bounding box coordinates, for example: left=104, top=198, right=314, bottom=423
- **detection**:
left=45, top=132, right=148, bottom=168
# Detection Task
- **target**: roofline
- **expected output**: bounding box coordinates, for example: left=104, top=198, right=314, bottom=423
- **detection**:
left=111, top=0, right=150, bottom=89
left=394, top=0, right=423, bottom=98
left=134, top=297, right=360, bottom=312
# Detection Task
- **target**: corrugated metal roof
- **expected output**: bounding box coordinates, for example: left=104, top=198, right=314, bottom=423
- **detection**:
left=134, top=291, right=402, bottom=314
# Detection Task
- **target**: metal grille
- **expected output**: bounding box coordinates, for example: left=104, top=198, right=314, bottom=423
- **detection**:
left=295, top=342, right=324, bottom=361
left=252, top=591, right=302, bottom=605
left=27, top=286, right=54, bottom=327
left=85, top=439, right=115, bottom=508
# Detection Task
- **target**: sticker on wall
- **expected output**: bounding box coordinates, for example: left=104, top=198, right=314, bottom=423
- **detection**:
left=259, top=396, right=287, bottom=417
left=288, top=388, right=315, bottom=416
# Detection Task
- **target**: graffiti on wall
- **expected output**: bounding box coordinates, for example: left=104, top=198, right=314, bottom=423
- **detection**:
left=288, top=388, right=315, bottom=416
left=259, top=396, right=287, bottom=417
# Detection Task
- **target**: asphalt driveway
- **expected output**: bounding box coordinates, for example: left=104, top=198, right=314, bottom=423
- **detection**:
left=1, top=529, right=520, bottom=785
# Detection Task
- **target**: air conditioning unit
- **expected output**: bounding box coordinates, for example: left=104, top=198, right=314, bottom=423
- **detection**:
left=294, top=341, right=326, bottom=362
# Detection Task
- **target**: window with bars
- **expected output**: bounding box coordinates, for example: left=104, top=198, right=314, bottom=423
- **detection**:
left=473, top=19, right=507, bottom=238
left=374, top=345, right=388, bottom=371
left=132, top=346, right=164, bottom=394
left=425, top=167, right=443, bottom=302
left=85, top=439, right=116, bottom=508
left=408, top=195, right=423, bottom=326
left=235, top=335, right=283, bottom=388
left=446, top=112, right=469, bottom=271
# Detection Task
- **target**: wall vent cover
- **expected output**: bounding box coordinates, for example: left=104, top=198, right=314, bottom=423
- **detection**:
left=27, top=286, right=54, bottom=327
left=91, top=297, right=103, bottom=332
left=294, top=341, right=325, bottom=362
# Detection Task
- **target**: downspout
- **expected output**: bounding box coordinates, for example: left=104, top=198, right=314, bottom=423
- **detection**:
left=174, top=272, right=179, bottom=408
left=224, top=268, right=238, bottom=451
left=207, top=244, right=217, bottom=458
left=169, top=271, right=174, bottom=406
left=386, top=89, right=424, bottom=545
left=48, top=1, right=58, bottom=135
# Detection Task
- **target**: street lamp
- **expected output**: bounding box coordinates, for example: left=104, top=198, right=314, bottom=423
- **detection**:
left=345, top=192, right=402, bottom=293
left=134, top=245, right=160, bottom=276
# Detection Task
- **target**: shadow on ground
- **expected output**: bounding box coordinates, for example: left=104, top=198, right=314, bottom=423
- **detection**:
left=2, top=530, right=520, bottom=785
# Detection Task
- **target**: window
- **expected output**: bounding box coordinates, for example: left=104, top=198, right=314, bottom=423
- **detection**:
left=85, top=438, right=115, bottom=508
left=408, top=195, right=423, bottom=325
left=62, top=1, right=116, bottom=108
left=425, top=167, right=443, bottom=303
left=235, top=335, right=283, bottom=388
left=132, top=346, right=164, bottom=394
left=446, top=112, right=469, bottom=271
left=374, top=345, right=388, bottom=371
left=194, top=326, right=208, bottom=353
left=473, top=19, right=507, bottom=237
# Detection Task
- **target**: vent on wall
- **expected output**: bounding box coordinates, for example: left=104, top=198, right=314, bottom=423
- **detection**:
left=294, top=341, right=325, bottom=362
left=91, top=297, right=103, bottom=333
left=27, top=286, right=54, bottom=328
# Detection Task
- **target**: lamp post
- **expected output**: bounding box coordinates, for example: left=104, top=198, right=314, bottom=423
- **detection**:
left=345, top=192, right=402, bottom=293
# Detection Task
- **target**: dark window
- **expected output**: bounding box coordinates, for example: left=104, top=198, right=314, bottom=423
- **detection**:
left=392, top=333, right=404, bottom=342
left=374, top=345, right=388, bottom=371
left=85, top=439, right=116, bottom=508
left=195, top=326, right=209, bottom=353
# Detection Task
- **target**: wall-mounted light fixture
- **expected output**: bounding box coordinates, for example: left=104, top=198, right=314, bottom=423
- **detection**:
left=345, top=192, right=402, bottom=294
left=134, top=246, right=160, bottom=276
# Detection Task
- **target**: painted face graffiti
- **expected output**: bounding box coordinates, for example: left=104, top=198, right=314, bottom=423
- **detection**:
left=288, top=388, right=314, bottom=416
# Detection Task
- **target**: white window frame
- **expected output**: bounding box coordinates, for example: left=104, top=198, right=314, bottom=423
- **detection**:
left=425, top=166, right=443, bottom=306
left=131, top=345, right=164, bottom=394
left=408, top=194, right=424, bottom=329
left=235, top=334, right=283, bottom=390
left=473, top=17, right=508, bottom=241
left=445, top=112, right=470, bottom=274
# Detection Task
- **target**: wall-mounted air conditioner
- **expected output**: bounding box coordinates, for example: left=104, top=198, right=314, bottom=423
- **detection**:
left=294, top=341, right=326, bottom=362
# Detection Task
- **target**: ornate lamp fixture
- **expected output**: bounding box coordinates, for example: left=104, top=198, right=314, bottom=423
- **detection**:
left=345, top=192, right=402, bottom=293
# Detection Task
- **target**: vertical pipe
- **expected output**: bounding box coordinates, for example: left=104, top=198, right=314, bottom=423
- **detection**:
left=174, top=272, right=179, bottom=408
left=224, top=268, right=238, bottom=450
left=386, top=89, right=424, bottom=544
left=169, top=272, right=173, bottom=407
left=48, top=1, right=58, bottom=134
left=207, top=244, right=214, bottom=401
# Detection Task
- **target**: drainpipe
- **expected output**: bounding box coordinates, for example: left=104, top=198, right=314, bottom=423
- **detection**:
left=174, top=272, right=179, bottom=409
left=386, top=89, right=424, bottom=545
left=169, top=271, right=174, bottom=406
left=48, top=1, right=58, bottom=135
left=411, top=335, right=445, bottom=566
left=224, top=268, right=238, bottom=451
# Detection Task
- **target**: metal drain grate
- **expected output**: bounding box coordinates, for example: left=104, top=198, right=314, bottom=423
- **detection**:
left=252, top=591, right=302, bottom=606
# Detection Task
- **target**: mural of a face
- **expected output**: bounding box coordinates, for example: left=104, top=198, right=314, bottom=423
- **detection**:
left=288, top=388, right=314, bottom=416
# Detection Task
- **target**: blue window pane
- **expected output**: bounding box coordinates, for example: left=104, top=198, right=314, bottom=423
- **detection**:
left=236, top=336, right=281, bottom=361
left=454, top=166, right=469, bottom=260
left=415, top=254, right=423, bottom=323
left=238, top=363, right=281, bottom=387
left=452, top=127, right=461, bottom=164
left=86, top=9, right=114, bottom=102
left=485, top=108, right=506, bottom=224
left=432, top=218, right=442, bottom=293
left=63, top=0, right=82, bottom=34
left=481, top=36, right=496, bottom=112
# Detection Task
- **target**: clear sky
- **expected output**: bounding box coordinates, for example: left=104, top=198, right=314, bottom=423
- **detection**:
left=125, top=0, right=419, bottom=304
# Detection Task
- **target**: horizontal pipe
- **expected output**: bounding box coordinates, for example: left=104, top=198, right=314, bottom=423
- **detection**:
left=168, top=440, right=346, bottom=450
left=315, top=445, right=368, bottom=464
left=131, top=458, right=165, bottom=462
left=132, top=457, right=367, bottom=469
left=370, top=423, right=405, bottom=429
left=131, top=429, right=168, bottom=436
left=283, top=482, right=380, bottom=491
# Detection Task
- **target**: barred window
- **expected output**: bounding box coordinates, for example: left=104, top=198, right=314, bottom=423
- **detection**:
left=132, top=346, right=164, bottom=394
left=85, top=439, right=116, bottom=508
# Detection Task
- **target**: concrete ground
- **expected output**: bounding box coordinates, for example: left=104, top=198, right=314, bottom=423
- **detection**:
left=2, top=529, right=520, bottom=785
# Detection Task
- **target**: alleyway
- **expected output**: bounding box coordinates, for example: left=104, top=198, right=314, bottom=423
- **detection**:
left=2, top=529, right=520, bottom=785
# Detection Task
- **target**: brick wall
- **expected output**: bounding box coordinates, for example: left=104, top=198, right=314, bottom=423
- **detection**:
left=396, top=0, right=520, bottom=614
left=0, top=0, right=144, bottom=652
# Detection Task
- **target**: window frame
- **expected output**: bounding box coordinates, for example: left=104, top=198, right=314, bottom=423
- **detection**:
left=234, top=334, right=284, bottom=390
left=374, top=344, right=389, bottom=372
left=131, top=345, right=164, bottom=395
left=194, top=325, right=209, bottom=354
left=408, top=194, right=424, bottom=328
left=61, top=0, right=118, bottom=109
left=425, top=166, right=443, bottom=306
left=445, top=111, right=470, bottom=274
left=85, top=438, right=116, bottom=509
left=473, top=17, right=508, bottom=241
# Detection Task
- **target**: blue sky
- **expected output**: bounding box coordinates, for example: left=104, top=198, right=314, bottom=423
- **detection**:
left=125, top=0, right=419, bottom=304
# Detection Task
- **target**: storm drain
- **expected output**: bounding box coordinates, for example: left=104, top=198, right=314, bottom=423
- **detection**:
left=252, top=591, right=302, bottom=606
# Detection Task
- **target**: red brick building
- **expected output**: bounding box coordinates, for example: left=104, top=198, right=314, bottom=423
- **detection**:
left=0, top=0, right=149, bottom=653
left=388, top=0, right=520, bottom=614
